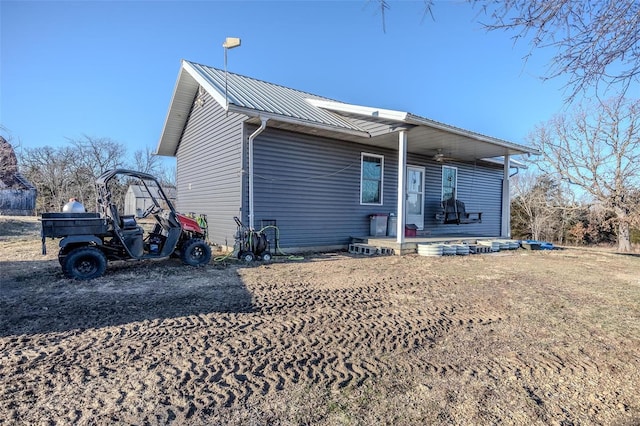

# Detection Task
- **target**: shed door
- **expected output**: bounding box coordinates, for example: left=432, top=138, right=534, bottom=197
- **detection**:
left=406, top=165, right=425, bottom=230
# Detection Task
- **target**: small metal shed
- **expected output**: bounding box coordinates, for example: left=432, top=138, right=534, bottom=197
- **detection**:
left=124, top=184, right=176, bottom=217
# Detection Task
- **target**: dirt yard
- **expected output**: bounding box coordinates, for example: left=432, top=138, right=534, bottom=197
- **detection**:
left=1, top=216, right=639, bottom=425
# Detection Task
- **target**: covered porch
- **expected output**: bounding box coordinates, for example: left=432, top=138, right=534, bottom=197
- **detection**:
left=289, top=100, right=540, bottom=249
left=241, top=99, right=539, bottom=253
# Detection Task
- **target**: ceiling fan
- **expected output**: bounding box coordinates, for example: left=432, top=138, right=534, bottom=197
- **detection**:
left=432, top=149, right=454, bottom=163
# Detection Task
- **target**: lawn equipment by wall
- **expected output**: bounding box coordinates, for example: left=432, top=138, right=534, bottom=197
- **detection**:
left=40, top=169, right=211, bottom=280
left=234, top=216, right=271, bottom=262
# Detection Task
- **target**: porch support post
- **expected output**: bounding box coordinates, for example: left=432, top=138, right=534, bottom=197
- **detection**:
left=396, top=131, right=407, bottom=244
left=501, top=153, right=510, bottom=237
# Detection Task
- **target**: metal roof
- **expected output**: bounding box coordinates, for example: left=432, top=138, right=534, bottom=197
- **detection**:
left=188, top=62, right=365, bottom=133
left=156, top=59, right=539, bottom=161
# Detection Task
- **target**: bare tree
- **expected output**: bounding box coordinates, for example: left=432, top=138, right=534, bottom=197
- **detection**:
left=20, top=145, right=77, bottom=212
left=372, top=0, right=434, bottom=33
left=18, top=136, right=129, bottom=212
left=157, top=163, right=176, bottom=188
left=375, top=0, right=639, bottom=102
left=473, top=0, right=640, bottom=102
left=132, top=146, right=162, bottom=176
left=69, top=135, right=125, bottom=176
left=529, top=97, right=640, bottom=252
left=68, top=135, right=126, bottom=208
left=511, top=171, right=567, bottom=241
left=629, top=189, right=640, bottom=230
left=131, top=146, right=176, bottom=189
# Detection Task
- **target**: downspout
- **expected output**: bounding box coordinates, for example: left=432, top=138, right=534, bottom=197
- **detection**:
left=248, top=117, right=268, bottom=229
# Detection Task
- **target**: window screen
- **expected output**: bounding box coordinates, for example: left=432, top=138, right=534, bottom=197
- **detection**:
left=361, top=154, right=383, bottom=205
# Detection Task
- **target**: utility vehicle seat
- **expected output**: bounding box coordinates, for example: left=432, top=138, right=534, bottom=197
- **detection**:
left=109, top=207, right=144, bottom=256
left=120, top=215, right=139, bottom=230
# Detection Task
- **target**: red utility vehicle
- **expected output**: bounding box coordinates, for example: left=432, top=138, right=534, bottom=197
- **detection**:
left=41, top=169, right=211, bottom=280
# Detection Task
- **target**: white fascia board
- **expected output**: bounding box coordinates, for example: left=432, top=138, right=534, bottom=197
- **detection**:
left=228, top=105, right=371, bottom=138
left=482, top=156, right=528, bottom=169
left=182, top=59, right=228, bottom=109
left=306, top=98, right=409, bottom=122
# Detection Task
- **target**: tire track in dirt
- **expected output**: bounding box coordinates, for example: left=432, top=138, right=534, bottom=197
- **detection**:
left=2, top=276, right=510, bottom=421
left=4, top=229, right=640, bottom=424
left=157, top=275, right=512, bottom=408
left=5, top=256, right=632, bottom=423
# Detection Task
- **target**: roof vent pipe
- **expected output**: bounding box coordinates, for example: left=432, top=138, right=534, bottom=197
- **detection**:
left=248, top=117, right=268, bottom=229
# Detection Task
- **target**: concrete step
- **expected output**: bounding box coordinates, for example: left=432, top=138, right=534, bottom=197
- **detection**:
left=348, top=243, right=395, bottom=256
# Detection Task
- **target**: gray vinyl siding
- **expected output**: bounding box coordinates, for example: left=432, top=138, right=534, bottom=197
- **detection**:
left=246, top=128, right=503, bottom=249
left=175, top=91, right=246, bottom=247
left=176, top=108, right=504, bottom=250
left=247, top=126, right=397, bottom=249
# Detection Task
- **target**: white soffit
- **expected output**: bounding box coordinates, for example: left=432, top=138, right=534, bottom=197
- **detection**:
left=306, top=98, right=409, bottom=122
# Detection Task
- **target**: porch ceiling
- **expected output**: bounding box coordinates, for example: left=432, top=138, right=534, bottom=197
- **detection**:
left=372, top=125, right=526, bottom=161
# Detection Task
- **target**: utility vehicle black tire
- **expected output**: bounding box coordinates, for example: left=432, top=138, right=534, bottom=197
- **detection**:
left=261, top=252, right=272, bottom=262
left=180, top=239, right=212, bottom=266
left=58, top=248, right=72, bottom=266
left=63, top=247, right=107, bottom=280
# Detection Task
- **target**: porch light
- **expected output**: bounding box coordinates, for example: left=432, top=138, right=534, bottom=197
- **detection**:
left=195, top=86, right=205, bottom=107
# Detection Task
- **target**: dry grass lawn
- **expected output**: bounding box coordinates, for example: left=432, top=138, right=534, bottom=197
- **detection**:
left=1, top=216, right=639, bottom=425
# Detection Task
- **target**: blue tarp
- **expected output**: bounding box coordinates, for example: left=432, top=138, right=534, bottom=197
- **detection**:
left=519, top=240, right=555, bottom=250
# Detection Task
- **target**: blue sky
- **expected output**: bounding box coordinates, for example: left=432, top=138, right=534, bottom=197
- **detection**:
left=2, top=0, right=570, bottom=164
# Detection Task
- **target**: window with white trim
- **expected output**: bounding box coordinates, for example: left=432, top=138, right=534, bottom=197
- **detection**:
left=360, top=153, right=383, bottom=205
left=442, top=165, right=458, bottom=201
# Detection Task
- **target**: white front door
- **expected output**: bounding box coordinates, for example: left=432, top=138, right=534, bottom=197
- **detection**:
left=406, top=165, right=425, bottom=230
